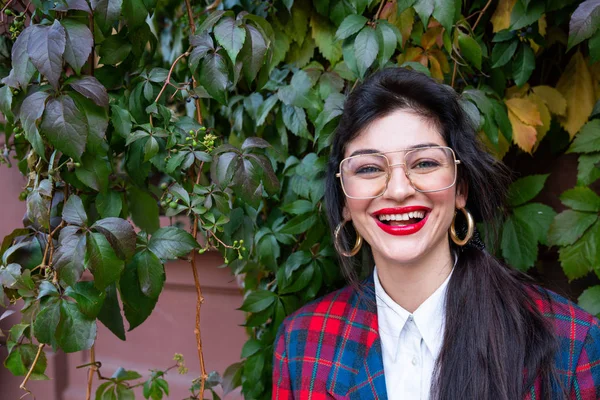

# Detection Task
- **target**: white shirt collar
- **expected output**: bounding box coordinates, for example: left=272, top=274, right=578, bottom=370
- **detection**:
left=374, top=264, right=453, bottom=361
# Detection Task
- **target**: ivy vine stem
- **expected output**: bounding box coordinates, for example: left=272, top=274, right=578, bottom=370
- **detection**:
left=472, top=0, right=494, bottom=31
left=19, top=343, right=45, bottom=395
left=85, top=345, right=97, bottom=400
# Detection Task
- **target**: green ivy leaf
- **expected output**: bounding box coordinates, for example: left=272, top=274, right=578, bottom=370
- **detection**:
left=280, top=214, right=317, bottom=235
left=65, top=281, right=106, bottom=319
left=27, top=20, right=66, bottom=90
left=513, top=203, right=556, bottom=246
left=132, top=249, right=164, bottom=299
left=560, top=186, right=600, bottom=212
left=214, top=17, right=246, bottom=63
left=507, top=174, right=549, bottom=207
left=127, top=187, right=159, bottom=234
left=335, top=14, right=368, bottom=40
left=62, top=19, right=93, bottom=75
left=567, top=120, right=600, bottom=154
left=239, top=24, right=269, bottom=85
left=512, top=43, right=535, bottom=87
left=376, top=21, right=397, bottom=68
left=75, top=152, right=111, bottom=192
left=354, top=26, right=379, bottom=78
left=281, top=262, right=314, bottom=294
left=122, top=0, right=148, bottom=28
left=311, top=14, right=342, bottom=64
left=510, top=0, right=545, bottom=30
left=54, top=233, right=86, bottom=288
left=501, top=215, right=538, bottom=271
left=577, top=153, right=600, bottom=185
left=68, top=76, right=109, bottom=108
left=110, top=105, right=133, bottom=138
left=491, top=40, right=518, bottom=68
left=578, top=285, right=600, bottom=317
left=94, top=0, right=123, bottom=31
left=198, top=52, right=229, bottom=105
left=558, top=221, right=600, bottom=280
left=55, top=300, right=97, bottom=352
left=33, top=299, right=60, bottom=348
left=40, top=95, right=88, bottom=161
left=4, top=344, right=48, bottom=379
left=26, top=179, right=52, bottom=230
left=2, top=26, right=36, bottom=89
left=97, top=283, right=126, bottom=340
left=96, top=191, right=123, bottom=218
left=92, top=218, right=137, bottom=260
left=147, top=227, right=198, bottom=260
left=120, top=259, right=159, bottom=330
left=413, top=0, right=434, bottom=27
left=458, top=32, right=482, bottom=70
left=222, top=361, right=243, bottom=395
left=432, top=0, right=455, bottom=33
left=85, top=231, right=125, bottom=291
left=548, top=210, right=598, bottom=247
left=19, top=90, right=50, bottom=159
left=99, top=34, right=132, bottom=65
left=239, top=290, right=276, bottom=313
left=63, top=195, right=88, bottom=226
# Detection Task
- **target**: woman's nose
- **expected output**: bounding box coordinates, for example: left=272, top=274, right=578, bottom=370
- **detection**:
left=382, top=164, right=417, bottom=200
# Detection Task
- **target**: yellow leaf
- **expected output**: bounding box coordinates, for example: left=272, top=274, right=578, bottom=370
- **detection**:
left=505, top=83, right=530, bottom=99
left=421, top=26, right=443, bottom=50
left=480, top=130, right=510, bottom=159
left=538, top=15, right=547, bottom=36
left=491, top=0, right=517, bottom=33
left=556, top=51, right=595, bottom=138
left=507, top=108, right=538, bottom=153
left=505, top=97, right=542, bottom=126
left=428, top=54, right=443, bottom=81
left=429, top=49, right=450, bottom=73
left=396, top=7, right=415, bottom=48
left=531, top=85, right=566, bottom=116
left=398, top=46, right=425, bottom=65
left=528, top=93, right=551, bottom=151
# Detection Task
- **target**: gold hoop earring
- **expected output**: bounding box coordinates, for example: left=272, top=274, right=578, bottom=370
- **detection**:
left=334, top=220, right=362, bottom=257
left=450, top=207, right=474, bottom=246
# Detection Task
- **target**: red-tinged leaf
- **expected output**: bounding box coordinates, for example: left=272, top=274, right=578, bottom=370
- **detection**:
left=27, top=21, right=66, bottom=90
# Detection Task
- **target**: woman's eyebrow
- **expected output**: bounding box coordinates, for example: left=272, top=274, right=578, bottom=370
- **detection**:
left=348, top=142, right=443, bottom=157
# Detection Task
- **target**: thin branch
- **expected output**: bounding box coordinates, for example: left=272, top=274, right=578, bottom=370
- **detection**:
left=19, top=343, right=45, bottom=395
left=201, top=0, right=222, bottom=15
left=154, top=51, right=191, bottom=105
left=1, top=0, right=15, bottom=16
left=374, top=0, right=386, bottom=21
left=85, top=345, right=97, bottom=400
left=451, top=62, right=458, bottom=87
left=186, top=1, right=207, bottom=396
left=472, top=0, right=493, bottom=31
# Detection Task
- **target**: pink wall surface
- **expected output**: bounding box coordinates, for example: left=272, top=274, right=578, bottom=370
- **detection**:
left=0, top=165, right=247, bottom=399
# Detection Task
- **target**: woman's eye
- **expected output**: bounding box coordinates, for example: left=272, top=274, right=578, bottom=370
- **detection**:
left=413, top=160, right=440, bottom=169
left=356, top=165, right=382, bottom=174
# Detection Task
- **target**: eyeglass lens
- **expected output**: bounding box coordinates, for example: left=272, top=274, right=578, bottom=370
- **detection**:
left=340, top=147, right=456, bottom=198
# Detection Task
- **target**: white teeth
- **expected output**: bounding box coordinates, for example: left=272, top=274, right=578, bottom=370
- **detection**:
left=377, top=211, right=425, bottom=221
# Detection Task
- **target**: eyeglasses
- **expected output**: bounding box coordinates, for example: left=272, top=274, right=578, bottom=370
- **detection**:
left=336, top=146, right=461, bottom=199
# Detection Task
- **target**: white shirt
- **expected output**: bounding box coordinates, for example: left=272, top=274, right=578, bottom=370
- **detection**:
left=374, top=268, right=452, bottom=400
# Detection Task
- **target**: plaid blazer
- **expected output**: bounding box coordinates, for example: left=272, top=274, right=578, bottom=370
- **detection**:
left=273, top=276, right=600, bottom=399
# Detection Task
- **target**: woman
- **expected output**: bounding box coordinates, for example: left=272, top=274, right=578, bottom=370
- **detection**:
left=272, top=68, right=600, bottom=400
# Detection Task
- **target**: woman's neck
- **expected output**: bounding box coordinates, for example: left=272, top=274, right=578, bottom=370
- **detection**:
left=374, top=244, right=454, bottom=313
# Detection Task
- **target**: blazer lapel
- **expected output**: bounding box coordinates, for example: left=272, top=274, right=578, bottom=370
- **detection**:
left=326, top=277, right=388, bottom=399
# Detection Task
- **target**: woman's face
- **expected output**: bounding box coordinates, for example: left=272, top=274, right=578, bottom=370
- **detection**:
left=342, top=109, right=467, bottom=267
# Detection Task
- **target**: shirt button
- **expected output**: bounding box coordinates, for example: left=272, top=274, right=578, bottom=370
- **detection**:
left=412, top=357, right=418, bottom=366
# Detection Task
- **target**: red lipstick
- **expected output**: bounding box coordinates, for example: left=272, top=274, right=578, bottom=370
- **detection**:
left=372, top=206, right=430, bottom=236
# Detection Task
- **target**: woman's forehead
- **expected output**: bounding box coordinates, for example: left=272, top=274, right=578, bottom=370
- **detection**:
left=343, top=109, right=446, bottom=158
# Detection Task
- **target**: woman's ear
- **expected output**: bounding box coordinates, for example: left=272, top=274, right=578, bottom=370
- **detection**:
left=456, top=182, right=468, bottom=209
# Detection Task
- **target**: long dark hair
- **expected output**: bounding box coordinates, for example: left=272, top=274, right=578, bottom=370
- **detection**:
left=324, top=68, right=563, bottom=400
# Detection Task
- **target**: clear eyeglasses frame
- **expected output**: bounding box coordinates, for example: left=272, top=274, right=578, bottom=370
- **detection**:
left=335, top=146, right=461, bottom=199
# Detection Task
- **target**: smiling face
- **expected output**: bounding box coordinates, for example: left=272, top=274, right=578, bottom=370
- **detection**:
left=342, top=109, right=467, bottom=269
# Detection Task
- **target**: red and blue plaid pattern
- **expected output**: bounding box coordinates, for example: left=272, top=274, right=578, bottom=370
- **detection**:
left=273, top=276, right=600, bottom=399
